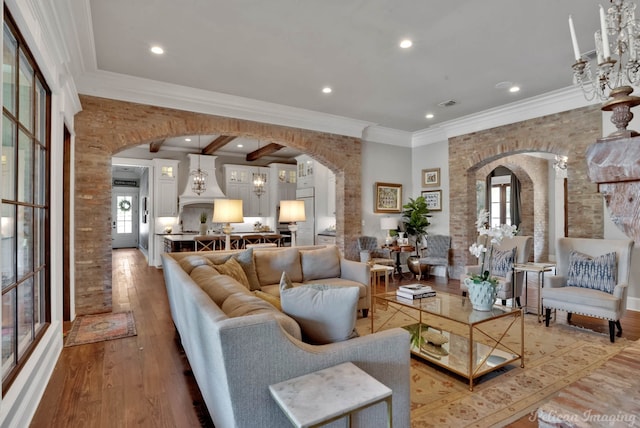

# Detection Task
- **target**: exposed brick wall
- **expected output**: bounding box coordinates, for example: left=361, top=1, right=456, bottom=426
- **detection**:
left=449, top=105, right=603, bottom=278
left=74, top=95, right=362, bottom=315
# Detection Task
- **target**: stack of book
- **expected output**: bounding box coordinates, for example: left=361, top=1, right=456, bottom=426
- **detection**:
left=396, top=284, right=436, bottom=300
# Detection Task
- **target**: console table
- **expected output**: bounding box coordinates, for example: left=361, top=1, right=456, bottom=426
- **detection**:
left=269, top=362, right=392, bottom=427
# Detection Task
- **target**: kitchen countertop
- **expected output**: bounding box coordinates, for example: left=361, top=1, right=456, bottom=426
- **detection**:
left=159, top=232, right=279, bottom=242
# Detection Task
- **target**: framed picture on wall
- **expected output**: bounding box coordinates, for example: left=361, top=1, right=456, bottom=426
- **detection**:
left=374, top=182, right=402, bottom=213
left=422, top=168, right=440, bottom=187
left=421, top=190, right=442, bottom=212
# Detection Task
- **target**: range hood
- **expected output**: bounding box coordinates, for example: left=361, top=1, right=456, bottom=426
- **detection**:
left=179, top=154, right=226, bottom=210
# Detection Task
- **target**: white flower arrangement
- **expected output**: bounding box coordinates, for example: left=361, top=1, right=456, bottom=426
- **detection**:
left=468, top=209, right=518, bottom=286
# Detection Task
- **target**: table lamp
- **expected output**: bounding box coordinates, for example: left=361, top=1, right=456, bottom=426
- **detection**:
left=380, top=217, right=399, bottom=246
left=212, top=199, right=244, bottom=250
left=279, top=200, right=306, bottom=247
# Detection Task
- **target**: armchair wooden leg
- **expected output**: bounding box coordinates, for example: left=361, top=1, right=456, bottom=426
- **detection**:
left=615, top=320, right=623, bottom=337
left=545, top=308, right=551, bottom=327
left=462, top=291, right=467, bottom=297
left=567, top=312, right=572, bottom=323
left=501, top=299, right=507, bottom=306
left=515, top=297, right=521, bottom=308
left=362, top=309, right=369, bottom=318
left=608, top=321, right=616, bottom=343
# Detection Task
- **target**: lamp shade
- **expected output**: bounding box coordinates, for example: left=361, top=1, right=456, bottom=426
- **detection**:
left=212, top=199, right=244, bottom=223
left=380, top=217, right=399, bottom=230
left=279, top=200, right=306, bottom=223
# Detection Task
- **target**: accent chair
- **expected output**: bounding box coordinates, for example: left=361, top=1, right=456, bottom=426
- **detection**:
left=462, top=235, right=533, bottom=307
left=356, top=236, right=394, bottom=267
left=417, top=234, right=451, bottom=279
left=542, top=237, right=633, bottom=343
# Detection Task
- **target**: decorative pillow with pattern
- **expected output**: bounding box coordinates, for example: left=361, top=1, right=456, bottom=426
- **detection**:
left=567, top=250, right=617, bottom=294
left=211, top=257, right=251, bottom=289
left=490, top=247, right=516, bottom=278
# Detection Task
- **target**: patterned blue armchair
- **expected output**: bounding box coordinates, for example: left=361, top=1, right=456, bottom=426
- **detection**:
left=356, top=236, right=394, bottom=266
left=418, top=235, right=451, bottom=279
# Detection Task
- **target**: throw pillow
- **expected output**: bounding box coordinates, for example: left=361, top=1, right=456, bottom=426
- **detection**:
left=490, top=247, right=516, bottom=278
left=300, top=246, right=341, bottom=282
left=211, top=257, right=251, bottom=289
left=280, top=271, right=293, bottom=291
left=205, top=248, right=261, bottom=291
left=280, top=283, right=359, bottom=344
left=253, top=290, right=282, bottom=311
left=567, top=250, right=617, bottom=293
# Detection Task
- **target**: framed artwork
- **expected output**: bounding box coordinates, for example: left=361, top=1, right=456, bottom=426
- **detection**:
left=421, top=190, right=442, bottom=212
left=374, top=182, right=402, bottom=213
left=422, top=168, right=440, bottom=187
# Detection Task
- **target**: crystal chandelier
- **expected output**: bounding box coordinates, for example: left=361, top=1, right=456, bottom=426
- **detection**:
left=253, top=172, right=266, bottom=197
left=570, top=1, right=640, bottom=100
left=190, top=136, right=207, bottom=195
left=569, top=1, right=640, bottom=137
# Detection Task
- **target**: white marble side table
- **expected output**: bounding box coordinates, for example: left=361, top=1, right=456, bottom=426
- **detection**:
left=268, top=362, right=392, bottom=428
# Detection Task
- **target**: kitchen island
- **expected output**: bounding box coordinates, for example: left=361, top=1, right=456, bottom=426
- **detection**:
left=160, top=232, right=284, bottom=253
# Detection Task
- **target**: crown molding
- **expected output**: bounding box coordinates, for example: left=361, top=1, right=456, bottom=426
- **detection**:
left=362, top=125, right=412, bottom=146
left=412, top=86, right=599, bottom=147
left=76, top=70, right=375, bottom=138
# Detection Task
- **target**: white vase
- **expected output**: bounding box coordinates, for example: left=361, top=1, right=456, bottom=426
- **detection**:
left=464, top=278, right=497, bottom=311
left=199, top=223, right=208, bottom=235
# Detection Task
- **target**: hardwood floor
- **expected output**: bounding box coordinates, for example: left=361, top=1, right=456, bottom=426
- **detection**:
left=31, top=249, right=640, bottom=427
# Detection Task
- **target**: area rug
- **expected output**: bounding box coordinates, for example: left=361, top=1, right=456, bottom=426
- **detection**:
left=357, top=305, right=630, bottom=428
left=64, top=311, right=137, bottom=347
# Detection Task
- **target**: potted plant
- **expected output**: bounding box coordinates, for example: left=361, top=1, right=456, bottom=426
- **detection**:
left=199, top=211, right=208, bottom=235
left=465, top=209, right=518, bottom=310
left=401, top=196, right=431, bottom=255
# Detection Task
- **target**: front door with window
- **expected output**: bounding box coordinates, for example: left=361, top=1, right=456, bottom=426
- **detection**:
left=112, top=188, right=139, bottom=248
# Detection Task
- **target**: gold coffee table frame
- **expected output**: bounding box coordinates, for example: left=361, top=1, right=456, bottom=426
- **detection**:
left=372, top=291, right=524, bottom=391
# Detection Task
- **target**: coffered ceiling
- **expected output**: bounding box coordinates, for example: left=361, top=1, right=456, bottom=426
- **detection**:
left=66, top=1, right=604, bottom=146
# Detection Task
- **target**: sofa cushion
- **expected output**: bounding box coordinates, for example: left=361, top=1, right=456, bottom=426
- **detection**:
left=212, top=257, right=250, bottom=289
left=221, top=293, right=300, bottom=339
left=300, top=246, right=341, bottom=282
left=302, top=277, right=366, bottom=299
left=280, top=281, right=359, bottom=344
left=255, top=247, right=302, bottom=285
left=205, top=248, right=261, bottom=291
left=490, top=247, right=516, bottom=278
left=567, top=250, right=617, bottom=294
left=178, top=255, right=212, bottom=275
left=192, top=267, right=251, bottom=306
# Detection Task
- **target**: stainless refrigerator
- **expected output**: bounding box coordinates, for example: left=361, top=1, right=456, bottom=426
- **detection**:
left=295, top=187, right=315, bottom=246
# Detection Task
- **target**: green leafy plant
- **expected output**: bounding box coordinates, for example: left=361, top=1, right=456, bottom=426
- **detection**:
left=200, top=211, right=208, bottom=224
left=401, top=196, right=431, bottom=253
left=404, top=324, right=427, bottom=350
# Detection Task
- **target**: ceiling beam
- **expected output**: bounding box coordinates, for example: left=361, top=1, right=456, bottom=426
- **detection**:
left=246, top=143, right=284, bottom=161
left=149, top=139, right=165, bottom=153
left=202, top=135, right=236, bottom=155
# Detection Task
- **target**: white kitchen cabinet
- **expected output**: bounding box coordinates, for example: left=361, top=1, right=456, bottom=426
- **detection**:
left=153, top=159, right=179, bottom=217
left=223, top=164, right=270, bottom=217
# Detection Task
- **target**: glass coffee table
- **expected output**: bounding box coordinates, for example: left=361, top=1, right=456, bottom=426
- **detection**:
left=372, top=291, right=524, bottom=391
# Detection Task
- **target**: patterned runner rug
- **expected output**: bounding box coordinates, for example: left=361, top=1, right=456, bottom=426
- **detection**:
left=357, top=304, right=630, bottom=427
left=65, top=311, right=137, bottom=347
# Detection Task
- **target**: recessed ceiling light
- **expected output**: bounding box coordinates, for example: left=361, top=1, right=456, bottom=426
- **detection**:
left=322, top=87, right=332, bottom=94
left=425, top=113, right=434, bottom=119
left=237, top=144, right=243, bottom=148
left=150, top=46, right=164, bottom=55
left=399, top=39, right=413, bottom=49
left=509, top=85, right=521, bottom=93
left=185, top=138, right=191, bottom=142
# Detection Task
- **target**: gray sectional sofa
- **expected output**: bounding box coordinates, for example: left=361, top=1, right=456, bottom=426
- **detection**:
left=162, top=245, right=411, bottom=428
